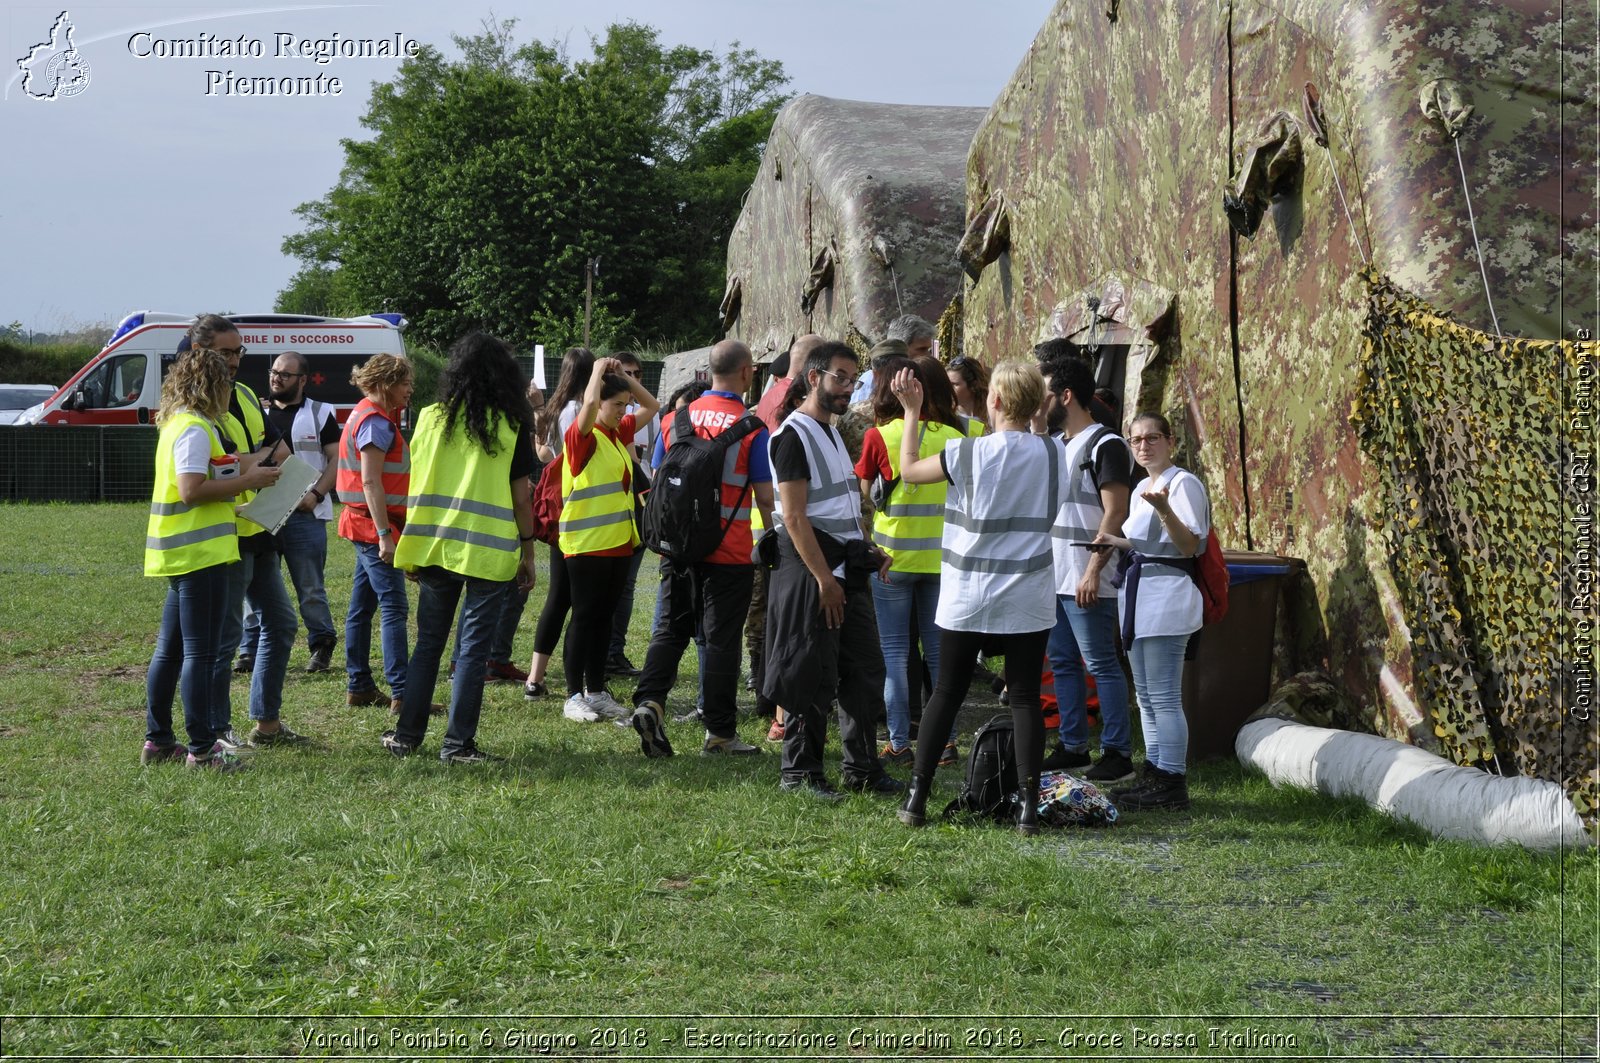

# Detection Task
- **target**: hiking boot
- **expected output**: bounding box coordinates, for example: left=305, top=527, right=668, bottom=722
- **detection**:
left=248, top=722, right=309, bottom=747
left=562, top=693, right=602, bottom=723
left=879, top=742, right=913, bottom=766
left=186, top=742, right=248, bottom=772
left=1084, top=749, right=1137, bottom=784
left=765, top=719, right=785, bottom=742
left=844, top=773, right=906, bottom=795
left=586, top=691, right=629, bottom=720
left=673, top=707, right=704, bottom=724
left=898, top=773, right=933, bottom=826
left=347, top=687, right=388, bottom=708
left=140, top=741, right=185, bottom=766
left=779, top=775, right=846, bottom=803
left=605, top=653, right=641, bottom=677
left=441, top=745, right=503, bottom=765
left=1113, top=762, right=1158, bottom=796
left=233, top=654, right=254, bottom=675
left=380, top=729, right=418, bottom=758
left=1117, top=767, right=1190, bottom=811
left=523, top=679, right=550, bottom=699
left=485, top=659, right=528, bottom=684
left=631, top=701, right=675, bottom=759
left=1041, top=742, right=1092, bottom=772
left=305, top=644, right=333, bottom=674
left=702, top=733, right=760, bottom=756
left=938, top=741, right=960, bottom=767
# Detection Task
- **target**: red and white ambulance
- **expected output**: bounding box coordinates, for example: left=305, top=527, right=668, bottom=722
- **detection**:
left=17, top=311, right=409, bottom=426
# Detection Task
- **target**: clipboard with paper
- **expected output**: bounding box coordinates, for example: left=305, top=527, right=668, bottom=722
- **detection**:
left=236, top=454, right=321, bottom=535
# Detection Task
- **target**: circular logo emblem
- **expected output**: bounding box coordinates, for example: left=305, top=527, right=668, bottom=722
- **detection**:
left=44, top=49, right=91, bottom=98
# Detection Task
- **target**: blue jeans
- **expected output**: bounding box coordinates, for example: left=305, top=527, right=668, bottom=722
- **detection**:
left=450, top=583, right=528, bottom=671
left=146, top=564, right=228, bottom=754
left=608, top=546, right=646, bottom=657
left=1127, top=633, right=1190, bottom=773
left=345, top=541, right=410, bottom=697
left=1047, top=595, right=1132, bottom=755
left=276, top=512, right=336, bottom=649
left=215, top=547, right=296, bottom=728
left=393, top=567, right=508, bottom=757
left=870, top=569, right=943, bottom=751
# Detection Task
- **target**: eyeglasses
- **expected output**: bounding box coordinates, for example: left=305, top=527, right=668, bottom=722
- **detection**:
left=269, top=369, right=305, bottom=379
left=819, top=367, right=860, bottom=390
left=1127, top=434, right=1169, bottom=446
left=203, top=345, right=247, bottom=358
left=623, top=370, right=643, bottom=380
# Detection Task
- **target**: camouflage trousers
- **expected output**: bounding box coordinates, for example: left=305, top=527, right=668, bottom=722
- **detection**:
left=746, top=563, right=773, bottom=716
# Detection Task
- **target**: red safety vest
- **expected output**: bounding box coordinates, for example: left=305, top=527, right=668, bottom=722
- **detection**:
left=667, top=391, right=762, bottom=566
left=336, top=398, right=410, bottom=544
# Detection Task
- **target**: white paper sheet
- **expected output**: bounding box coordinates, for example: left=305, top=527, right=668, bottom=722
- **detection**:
left=235, top=454, right=320, bottom=535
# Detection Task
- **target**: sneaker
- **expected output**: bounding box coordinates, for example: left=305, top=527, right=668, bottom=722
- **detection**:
left=844, top=773, right=907, bottom=795
left=765, top=719, right=785, bottom=742
left=305, top=645, right=333, bottom=674
left=186, top=742, right=248, bottom=772
left=938, top=741, right=959, bottom=767
left=347, top=687, right=388, bottom=708
left=1084, top=749, right=1137, bottom=784
left=1117, top=767, right=1190, bottom=811
left=441, top=745, right=503, bottom=765
left=213, top=728, right=249, bottom=755
left=586, top=691, right=629, bottom=720
left=248, top=722, right=309, bottom=747
left=523, top=679, right=550, bottom=699
left=631, top=701, right=675, bottom=759
left=140, top=741, right=185, bottom=766
left=1112, top=762, right=1157, bottom=796
left=605, top=653, right=641, bottom=677
left=673, top=707, right=704, bottom=724
left=485, top=659, right=528, bottom=683
left=879, top=742, right=913, bottom=766
left=702, top=733, right=760, bottom=756
left=233, top=655, right=254, bottom=675
left=380, top=729, right=418, bottom=758
left=1041, top=742, right=1093, bottom=772
left=563, top=693, right=602, bottom=723
left=779, top=775, right=846, bottom=803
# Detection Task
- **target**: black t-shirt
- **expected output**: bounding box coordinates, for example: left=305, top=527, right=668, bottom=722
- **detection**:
left=508, top=431, right=536, bottom=482
left=770, top=420, right=842, bottom=484
left=265, top=398, right=342, bottom=450
left=1075, top=429, right=1136, bottom=491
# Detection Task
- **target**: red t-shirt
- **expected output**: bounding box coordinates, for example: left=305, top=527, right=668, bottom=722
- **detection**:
left=754, top=377, right=794, bottom=433
left=563, top=412, right=638, bottom=558
left=854, top=425, right=894, bottom=485
left=664, top=392, right=767, bottom=566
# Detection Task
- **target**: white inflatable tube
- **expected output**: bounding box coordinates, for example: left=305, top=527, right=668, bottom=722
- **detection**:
left=1235, top=716, right=1592, bottom=850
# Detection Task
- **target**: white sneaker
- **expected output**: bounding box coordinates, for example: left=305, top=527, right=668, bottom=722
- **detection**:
left=585, top=690, right=629, bottom=720
left=562, top=693, right=601, bottom=723
left=214, top=728, right=252, bottom=755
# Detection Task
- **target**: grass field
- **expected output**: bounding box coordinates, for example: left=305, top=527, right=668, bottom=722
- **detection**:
left=0, top=502, right=1594, bottom=1060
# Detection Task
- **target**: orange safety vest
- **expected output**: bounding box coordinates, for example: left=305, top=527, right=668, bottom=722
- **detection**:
left=336, top=398, right=410, bottom=544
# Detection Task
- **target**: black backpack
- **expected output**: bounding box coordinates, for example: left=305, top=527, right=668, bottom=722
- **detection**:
left=642, top=404, right=764, bottom=563
left=942, top=714, right=1020, bottom=822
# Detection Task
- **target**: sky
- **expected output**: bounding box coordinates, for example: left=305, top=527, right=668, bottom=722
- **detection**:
left=1, top=0, right=1056, bottom=335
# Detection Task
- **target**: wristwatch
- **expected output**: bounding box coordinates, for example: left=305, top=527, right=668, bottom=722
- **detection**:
left=377, top=527, right=393, bottom=537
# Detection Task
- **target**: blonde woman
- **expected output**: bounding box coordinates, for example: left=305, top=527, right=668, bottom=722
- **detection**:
left=142, top=350, right=280, bottom=770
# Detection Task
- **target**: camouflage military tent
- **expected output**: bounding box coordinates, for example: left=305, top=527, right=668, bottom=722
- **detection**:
left=654, top=347, right=715, bottom=406
left=960, top=0, right=1596, bottom=823
left=723, top=94, right=984, bottom=359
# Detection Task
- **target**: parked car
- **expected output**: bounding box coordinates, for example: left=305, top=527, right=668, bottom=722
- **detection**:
left=0, top=384, right=57, bottom=425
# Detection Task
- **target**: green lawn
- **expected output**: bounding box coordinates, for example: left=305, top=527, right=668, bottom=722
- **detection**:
left=0, top=503, right=1594, bottom=1060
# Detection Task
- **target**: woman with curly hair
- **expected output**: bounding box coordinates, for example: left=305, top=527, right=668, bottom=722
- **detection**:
left=142, top=348, right=280, bottom=770
left=381, top=332, right=539, bottom=764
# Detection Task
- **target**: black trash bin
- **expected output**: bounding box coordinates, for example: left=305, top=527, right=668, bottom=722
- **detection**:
left=1181, top=550, right=1302, bottom=761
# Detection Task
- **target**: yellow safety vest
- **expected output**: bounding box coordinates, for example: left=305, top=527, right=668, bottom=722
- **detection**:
left=145, top=412, right=240, bottom=577
left=218, top=381, right=269, bottom=536
left=871, top=418, right=961, bottom=574
left=559, top=424, right=640, bottom=555
left=395, top=406, right=521, bottom=581
left=963, top=414, right=986, bottom=438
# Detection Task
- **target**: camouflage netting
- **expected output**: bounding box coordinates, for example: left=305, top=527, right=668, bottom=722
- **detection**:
left=1353, top=272, right=1596, bottom=829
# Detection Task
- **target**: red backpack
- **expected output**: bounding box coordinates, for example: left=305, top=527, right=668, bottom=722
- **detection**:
left=1194, top=530, right=1229, bottom=625
left=527, top=458, right=564, bottom=545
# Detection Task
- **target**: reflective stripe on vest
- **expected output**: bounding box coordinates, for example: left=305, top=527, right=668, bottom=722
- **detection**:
left=559, top=425, right=639, bottom=554
left=290, top=399, right=335, bottom=520
left=871, top=418, right=958, bottom=573
left=770, top=412, right=862, bottom=541
left=336, top=399, right=410, bottom=544
left=940, top=434, right=1060, bottom=578
left=145, top=412, right=240, bottom=577
left=393, top=406, right=520, bottom=581
left=219, top=382, right=268, bottom=536
left=1124, top=466, right=1202, bottom=563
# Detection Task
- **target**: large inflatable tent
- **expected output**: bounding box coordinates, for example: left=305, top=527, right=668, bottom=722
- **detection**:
left=956, top=0, right=1595, bottom=826
left=722, top=95, right=984, bottom=358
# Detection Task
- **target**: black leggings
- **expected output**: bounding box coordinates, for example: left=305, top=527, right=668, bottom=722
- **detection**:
left=532, top=541, right=570, bottom=656
left=563, top=553, right=633, bottom=695
left=912, top=627, right=1050, bottom=784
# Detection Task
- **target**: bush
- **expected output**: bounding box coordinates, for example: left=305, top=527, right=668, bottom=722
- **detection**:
left=0, top=339, right=99, bottom=385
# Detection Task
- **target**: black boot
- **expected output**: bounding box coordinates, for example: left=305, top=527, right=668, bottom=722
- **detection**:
left=1017, top=775, right=1041, bottom=836
left=1118, top=767, right=1190, bottom=811
left=898, top=773, right=933, bottom=827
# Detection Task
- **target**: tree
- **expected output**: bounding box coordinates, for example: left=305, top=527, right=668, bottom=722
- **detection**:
left=278, top=19, right=788, bottom=352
